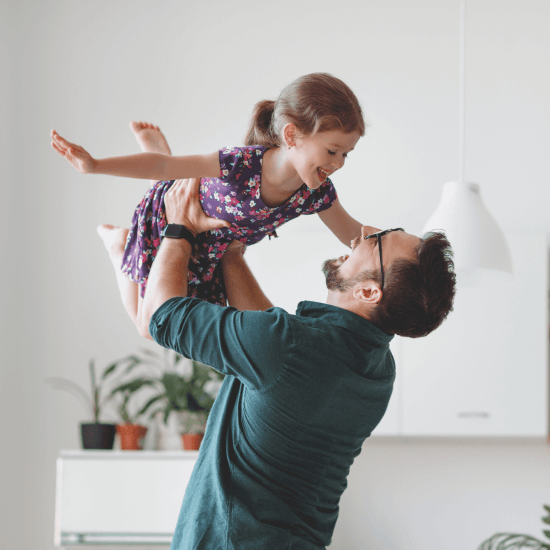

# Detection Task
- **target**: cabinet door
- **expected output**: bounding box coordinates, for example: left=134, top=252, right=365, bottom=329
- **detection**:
left=401, top=234, right=548, bottom=436
left=55, top=452, right=197, bottom=546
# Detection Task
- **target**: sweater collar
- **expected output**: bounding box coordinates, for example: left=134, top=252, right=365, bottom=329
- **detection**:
left=295, top=301, right=394, bottom=345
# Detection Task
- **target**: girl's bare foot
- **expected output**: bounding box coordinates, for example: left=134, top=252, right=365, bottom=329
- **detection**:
left=130, top=121, right=172, bottom=155
left=97, top=224, right=129, bottom=264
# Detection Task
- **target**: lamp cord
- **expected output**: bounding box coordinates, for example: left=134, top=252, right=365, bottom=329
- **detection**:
left=459, top=0, right=466, bottom=186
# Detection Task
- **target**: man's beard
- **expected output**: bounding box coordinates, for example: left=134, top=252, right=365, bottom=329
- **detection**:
left=322, top=259, right=380, bottom=292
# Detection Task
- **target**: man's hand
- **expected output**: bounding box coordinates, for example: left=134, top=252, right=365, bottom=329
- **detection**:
left=164, top=178, right=231, bottom=236
left=51, top=130, right=97, bottom=174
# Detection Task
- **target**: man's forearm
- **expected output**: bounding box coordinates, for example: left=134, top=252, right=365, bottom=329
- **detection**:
left=221, top=252, right=273, bottom=311
left=140, top=177, right=231, bottom=338
left=142, top=238, right=192, bottom=335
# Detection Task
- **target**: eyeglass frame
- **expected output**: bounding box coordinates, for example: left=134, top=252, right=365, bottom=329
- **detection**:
left=364, top=228, right=405, bottom=290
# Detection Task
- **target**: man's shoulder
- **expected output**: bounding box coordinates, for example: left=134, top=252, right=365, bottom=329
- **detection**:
left=287, top=301, right=395, bottom=377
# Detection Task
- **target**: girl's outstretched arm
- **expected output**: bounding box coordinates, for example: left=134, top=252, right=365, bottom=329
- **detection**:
left=317, top=198, right=363, bottom=247
left=51, top=130, right=220, bottom=180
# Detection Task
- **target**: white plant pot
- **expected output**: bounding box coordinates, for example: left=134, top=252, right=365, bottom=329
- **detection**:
left=156, top=411, right=183, bottom=451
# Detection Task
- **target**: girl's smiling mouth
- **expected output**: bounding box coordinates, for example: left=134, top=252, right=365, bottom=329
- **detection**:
left=317, top=167, right=332, bottom=182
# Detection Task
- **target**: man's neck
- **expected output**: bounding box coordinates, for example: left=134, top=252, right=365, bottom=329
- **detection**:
left=325, top=291, right=371, bottom=321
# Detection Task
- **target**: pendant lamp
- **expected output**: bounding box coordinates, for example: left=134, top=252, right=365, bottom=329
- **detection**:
left=422, top=0, right=512, bottom=274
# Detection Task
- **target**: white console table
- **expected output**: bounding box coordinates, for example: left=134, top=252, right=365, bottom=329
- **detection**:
left=54, top=450, right=198, bottom=546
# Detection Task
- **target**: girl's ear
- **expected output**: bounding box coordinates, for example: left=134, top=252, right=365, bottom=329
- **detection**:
left=283, top=123, right=297, bottom=148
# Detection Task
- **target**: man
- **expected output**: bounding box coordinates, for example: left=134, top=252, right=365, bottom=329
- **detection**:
left=141, top=179, right=456, bottom=550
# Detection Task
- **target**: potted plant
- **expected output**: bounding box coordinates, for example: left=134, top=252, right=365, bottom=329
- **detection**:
left=109, top=377, right=157, bottom=450
left=45, top=358, right=129, bottom=449
left=111, top=349, right=224, bottom=450
left=477, top=504, right=550, bottom=549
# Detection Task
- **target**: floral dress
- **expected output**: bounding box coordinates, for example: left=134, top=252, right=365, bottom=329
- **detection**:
left=121, top=146, right=337, bottom=305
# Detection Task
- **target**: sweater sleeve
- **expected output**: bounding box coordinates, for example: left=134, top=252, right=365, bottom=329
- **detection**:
left=150, top=297, right=291, bottom=390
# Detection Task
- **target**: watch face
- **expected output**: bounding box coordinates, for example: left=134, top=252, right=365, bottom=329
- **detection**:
left=164, top=224, right=184, bottom=238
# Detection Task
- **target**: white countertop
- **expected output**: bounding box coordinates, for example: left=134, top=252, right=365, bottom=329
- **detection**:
left=59, top=449, right=200, bottom=459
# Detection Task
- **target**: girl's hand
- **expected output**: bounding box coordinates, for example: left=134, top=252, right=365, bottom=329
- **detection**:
left=51, top=130, right=96, bottom=174
left=165, top=178, right=231, bottom=236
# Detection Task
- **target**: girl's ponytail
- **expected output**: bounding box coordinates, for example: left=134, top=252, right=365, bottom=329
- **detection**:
left=245, top=74, right=365, bottom=148
left=244, top=100, right=280, bottom=147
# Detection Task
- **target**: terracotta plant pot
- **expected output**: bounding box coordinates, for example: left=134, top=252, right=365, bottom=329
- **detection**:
left=117, top=424, right=148, bottom=450
left=181, top=433, right=204, bottom=450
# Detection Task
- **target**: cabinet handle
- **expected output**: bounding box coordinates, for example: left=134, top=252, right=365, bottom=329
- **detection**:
left=457, top=412, right=490, bottom=418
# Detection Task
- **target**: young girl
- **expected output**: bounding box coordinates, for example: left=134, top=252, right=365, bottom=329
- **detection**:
left=51, top=72, right=365, bottom=333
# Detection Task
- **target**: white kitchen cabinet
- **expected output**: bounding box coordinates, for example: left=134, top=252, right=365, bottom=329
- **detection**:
left=54, top=450, right=197, bottom=546
left=400, top=233, right=548, bottom=437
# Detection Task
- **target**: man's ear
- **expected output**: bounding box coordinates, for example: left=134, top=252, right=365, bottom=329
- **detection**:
left=352, top=283, right=382, bottom=305
left=283, top=123, right=297, bottom=148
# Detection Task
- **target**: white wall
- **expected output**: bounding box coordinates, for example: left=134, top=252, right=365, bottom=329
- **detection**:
left=333, top=439, right=550, bottom=549
left=2, top=0, right=549, bottom=548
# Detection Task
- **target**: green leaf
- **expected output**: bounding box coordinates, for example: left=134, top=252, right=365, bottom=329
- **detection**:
left=189, top=387, right=214, bottom=411
left=123, top=357, right=144, bottom=374
left=160, top=372, right=188, bottom=410
left=127, top=379, right=155, bottom=392
left=110, top=379, right=155, bottom=397
left=192, top=361, right=212, bottom=384
left=478, top=533, right=550, bottom=549
left=110, top=378, right=155, bottom=395
left=544, top=530, right=550, bottom=541
left=545, top=505, right=550, bottom=515
left=163, top=405, right=172, bottom=425
left=101, top=361, right=120, bottom=379
left=137, top=394, right=165, bottom=417
left=118, top=393, right=133, bottom=424
left=170, top=392, right=188, bottom=411
left=148, top=407, right=163, bottom=421
left=140, top=347, right=160, bottom=359
left=543, top=515, right=550, bottom=525
left=44, top=377, right=93, bottom=417
left=89, top=359, right=97, bottom=390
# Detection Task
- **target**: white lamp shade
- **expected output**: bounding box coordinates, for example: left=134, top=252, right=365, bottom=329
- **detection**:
left=422, top=181, right=513, bottom=273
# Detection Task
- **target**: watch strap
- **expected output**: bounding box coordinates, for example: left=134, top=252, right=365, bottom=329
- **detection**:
left=162, top=224, right=197, bottom=246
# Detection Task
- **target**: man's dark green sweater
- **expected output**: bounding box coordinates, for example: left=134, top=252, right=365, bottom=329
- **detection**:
left=150, top=298, right=395, bottom=550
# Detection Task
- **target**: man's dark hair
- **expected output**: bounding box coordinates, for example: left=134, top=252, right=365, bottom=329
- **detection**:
left=369, top=232, right=456, bottom=338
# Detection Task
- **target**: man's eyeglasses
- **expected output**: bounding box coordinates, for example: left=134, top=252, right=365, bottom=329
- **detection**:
left=364, top=228, right=405, bottom=290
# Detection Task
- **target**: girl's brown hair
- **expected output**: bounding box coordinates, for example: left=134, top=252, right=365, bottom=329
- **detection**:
left=245, top=73, right=366, bottom=147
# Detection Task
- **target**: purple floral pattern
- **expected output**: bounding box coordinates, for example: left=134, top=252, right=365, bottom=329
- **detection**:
left=121, top=146, right=337, bottom=305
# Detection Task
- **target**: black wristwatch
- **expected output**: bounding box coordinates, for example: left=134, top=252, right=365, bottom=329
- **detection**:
left=162, top=224, right=197, bottom=246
